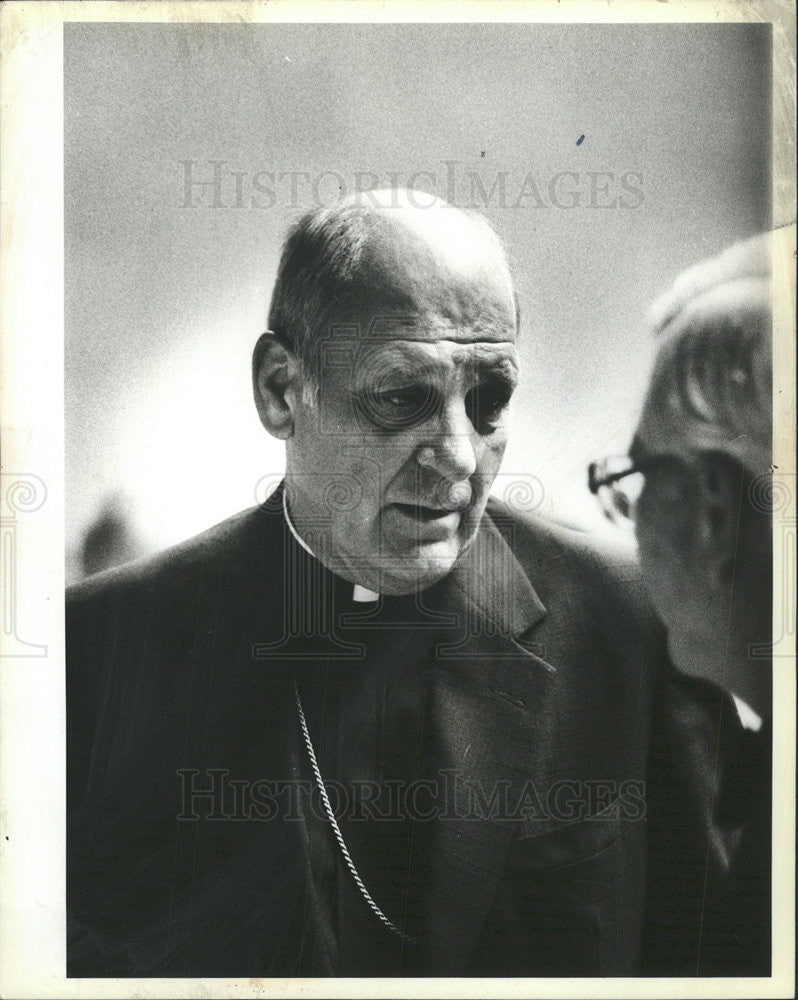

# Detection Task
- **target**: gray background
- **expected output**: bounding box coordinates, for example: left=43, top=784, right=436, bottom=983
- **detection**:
left=65, top=22, right=771, bottom=579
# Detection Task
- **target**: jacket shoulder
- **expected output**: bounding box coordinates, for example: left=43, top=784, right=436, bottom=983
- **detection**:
left=67, top=502, right=280, bottom=611
left=485, top=496, right=662, bottom=645
left=65, top=499, right=285, bottom=805
left=486, top=496, right=641, bottom=584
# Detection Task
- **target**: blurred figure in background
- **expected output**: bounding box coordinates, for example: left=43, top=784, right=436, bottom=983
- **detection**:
left=633, top=233, right=773, bottom=721
left=591, top=228, right=780, bottom=973
left=79, top=493, right=144, bottom=579
left=592, top=231, right=773, bottom=719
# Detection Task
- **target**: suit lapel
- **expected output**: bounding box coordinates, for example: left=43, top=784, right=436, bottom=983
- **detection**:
left=404, top=508, right=558, bottom=973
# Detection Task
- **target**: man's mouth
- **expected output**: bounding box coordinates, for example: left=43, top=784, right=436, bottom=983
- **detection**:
left=390, top=502, right=463, bottom=521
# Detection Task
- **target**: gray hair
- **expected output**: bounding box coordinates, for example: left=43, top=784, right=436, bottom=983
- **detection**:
left=642, top=231, right=773, bottom=477
left=266, top=191, right=517, bottom=403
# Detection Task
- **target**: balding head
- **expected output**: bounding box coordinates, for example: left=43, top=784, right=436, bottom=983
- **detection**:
left=266, top=190, right=518, bottom=398
left=634, top=231, right=772, bottom=474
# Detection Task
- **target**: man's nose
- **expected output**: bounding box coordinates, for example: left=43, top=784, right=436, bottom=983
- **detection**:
left=416, top=401, right=479, bottom=484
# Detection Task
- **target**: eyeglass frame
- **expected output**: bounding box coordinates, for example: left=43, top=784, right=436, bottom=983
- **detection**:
left=588, top=455, right=658, bottom=496
left=587, top=453, right=677, bottom=525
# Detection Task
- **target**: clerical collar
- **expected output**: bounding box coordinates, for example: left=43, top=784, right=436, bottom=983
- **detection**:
left=282, top=490, right=380, bottom=603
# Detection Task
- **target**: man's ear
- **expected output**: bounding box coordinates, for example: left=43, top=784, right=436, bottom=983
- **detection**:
left=252, top=332, right=302, bottom=440
left=694, top=452, right=746, bottom=589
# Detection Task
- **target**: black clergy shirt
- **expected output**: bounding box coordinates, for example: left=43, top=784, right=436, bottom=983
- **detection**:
left=282, top=496, right=460, bottom=974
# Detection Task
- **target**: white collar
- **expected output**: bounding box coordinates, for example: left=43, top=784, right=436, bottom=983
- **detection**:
left=732, top=694, right=763, bottom=732
left=282, top=490, right=380, bottom=603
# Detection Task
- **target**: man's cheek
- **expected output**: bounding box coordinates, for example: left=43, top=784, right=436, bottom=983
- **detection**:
left=475, top=438, right=506, bottom=487
left=343, top=462, right=390, bottom=529
left=487, top=430, right=508, bottom=460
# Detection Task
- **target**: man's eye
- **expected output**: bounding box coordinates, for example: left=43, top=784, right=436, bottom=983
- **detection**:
left=466, top=385, right=511, bottom=431
left=377, top=390, right=419, bottom=409
left=355, top=387, right=439, bottom=430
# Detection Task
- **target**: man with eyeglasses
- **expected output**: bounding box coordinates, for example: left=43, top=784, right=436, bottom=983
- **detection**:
left=590, top=229, right=777, bottom=974
left=67, top=192, right=769, bottom=978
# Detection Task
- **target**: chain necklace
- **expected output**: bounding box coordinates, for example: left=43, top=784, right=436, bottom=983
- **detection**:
left=294, top=681, right=416, bottom=944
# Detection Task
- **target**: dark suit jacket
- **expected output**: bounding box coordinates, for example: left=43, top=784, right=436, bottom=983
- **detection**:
left=66, top=485, right=770, bottom=977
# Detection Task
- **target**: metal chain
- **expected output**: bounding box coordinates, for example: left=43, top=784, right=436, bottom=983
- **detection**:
left=294, top=680, right=417, bottom=944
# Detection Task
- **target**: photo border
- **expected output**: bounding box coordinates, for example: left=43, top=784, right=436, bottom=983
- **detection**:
left=1, top=2, right=794, bottom=997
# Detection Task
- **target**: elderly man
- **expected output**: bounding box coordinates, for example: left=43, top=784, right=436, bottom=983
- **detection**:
left=590, top=230, right=775, bottom=974
left=68, top=192, right=744, bottom=977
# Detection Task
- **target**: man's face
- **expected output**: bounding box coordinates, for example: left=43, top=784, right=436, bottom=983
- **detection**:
left=630, top=413, right=724, bottom=675
left=284, top=214, right=519, bottom=594
left=632, top=388, right=772, bottom=717
left=632, top=452, right=714, bottom=670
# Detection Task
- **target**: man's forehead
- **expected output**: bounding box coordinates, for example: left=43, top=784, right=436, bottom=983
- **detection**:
left=335, top=337, right=519, bottom=388
left=366, top=314, right=515, bottom=341
left=351, top=336, right=518, bottom=363
left=333, top=225, right=518, bottom=343
left=325, top=313, right=516, bottom=345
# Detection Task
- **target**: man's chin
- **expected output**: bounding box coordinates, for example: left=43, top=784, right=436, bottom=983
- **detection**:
left=370, top=539, right=463, bottom=595
left=378, top=527, right=487, bottom=594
